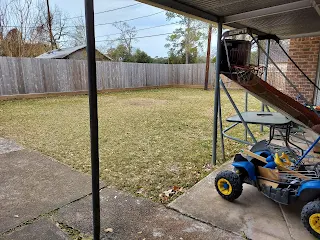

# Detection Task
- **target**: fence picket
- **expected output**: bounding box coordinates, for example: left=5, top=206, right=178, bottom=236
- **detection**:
left=0, top=56, right=245, bottom=96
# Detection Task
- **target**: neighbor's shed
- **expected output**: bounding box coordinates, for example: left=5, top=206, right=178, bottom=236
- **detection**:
left=36, top=45, right=112, bottom=61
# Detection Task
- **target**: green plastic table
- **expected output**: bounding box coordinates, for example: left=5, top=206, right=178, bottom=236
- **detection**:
left=226, top=111, right=291, bottom=126
left=225, top=111, right=301, bottom=152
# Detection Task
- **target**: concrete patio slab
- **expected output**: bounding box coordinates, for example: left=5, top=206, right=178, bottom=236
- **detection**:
left=0, top=138, right=23, bottom=154
left=0, top=149, right=94, bottom=233
left=0, top=219, right=69, bottom=240
left=168, top=162, right=312, bottom=240
left=54, top=187, right=242, bottom=240
left=280, top=202, right=315, bottom=240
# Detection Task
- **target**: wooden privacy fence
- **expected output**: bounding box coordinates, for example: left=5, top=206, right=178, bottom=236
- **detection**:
left=0, top=57, right=216, bottom=96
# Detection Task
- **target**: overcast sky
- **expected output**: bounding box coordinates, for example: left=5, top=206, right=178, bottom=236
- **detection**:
left=50, top=0, right=218, bottom=57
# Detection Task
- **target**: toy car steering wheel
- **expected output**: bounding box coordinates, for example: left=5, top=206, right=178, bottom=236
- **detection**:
left=275, top=152, right=291, bottom=167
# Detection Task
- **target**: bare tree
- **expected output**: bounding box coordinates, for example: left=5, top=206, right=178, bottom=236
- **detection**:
left=0, top=0, right=10, bottom=39
left=0, top=0, right=10, bottom=55
left=36, top=1, right=69, bottom=49
left=0, top=0, right=41, bottom=56
left=113, top=22, right=137, bottom=56
left=68, top=17, right=86, bottom=47
left=0, top=0, right=69, bottom=57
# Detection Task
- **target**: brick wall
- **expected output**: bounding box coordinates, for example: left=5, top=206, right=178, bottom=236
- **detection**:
left=286, top=37, right=320, bottom=103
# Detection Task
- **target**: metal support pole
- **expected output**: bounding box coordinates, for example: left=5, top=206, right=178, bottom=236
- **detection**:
left=257, top=40, right=260, bottom=67
left=265, top=105, right=271, bottom=112
left=250, top=35, right=310, bottom=105
left=204, top=25, right=213, bottom=90
left=253, top=41, right=259, bottom=135
left=212, top=20, right=222, bottom=165
left=278, top=43, right=320, bottom=92
left=244, top=32, right=251, bottom=141
left=84, top=0, right=100, bottom=239
left=220, top=79, right=258, bottom=144
left=222, top=122, right=255, bottom=145
left=218, top=84, right=225, bottom=161
left=296, top=136, right=320, bottom=166
left=260, top=39, right=270, bottom=132
left=244, top=92, right=248, bottom=140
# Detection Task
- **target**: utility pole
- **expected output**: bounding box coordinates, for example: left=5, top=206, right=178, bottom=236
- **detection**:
left=204, top=24, right=212, bottom=90
left=0, top=15, right=3, bottom=40
left=46, top=0, right=55, bottom=50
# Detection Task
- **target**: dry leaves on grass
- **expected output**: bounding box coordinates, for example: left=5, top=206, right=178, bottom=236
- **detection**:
left=159, top=186, right=184, bottom=203
left=202, top=163, right=213, bottom=172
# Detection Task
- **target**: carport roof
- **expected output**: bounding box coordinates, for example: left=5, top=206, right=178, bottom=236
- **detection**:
left=138, top=0, right=320, bottom=39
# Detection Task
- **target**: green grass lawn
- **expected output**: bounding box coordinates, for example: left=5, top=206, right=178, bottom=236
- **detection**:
left=0, top=88, right=265, bottom=202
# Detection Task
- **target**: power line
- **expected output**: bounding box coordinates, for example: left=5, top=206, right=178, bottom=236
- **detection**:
left=64, top=3, right=141, bottom=20
left=94, top=25, right=208, bottom=43
left=57, top=32, right=173, bottom=43
left=96, top=32, right=172, bottom=43
left=91, top=25, right=209, bottom=43
left=57, top=24, right=209, bottom=43
left=94, top=11, right=164, bottom=27
left=2, top=10, right=164, bottom=29
left=95, top=22, right=179, bottom=38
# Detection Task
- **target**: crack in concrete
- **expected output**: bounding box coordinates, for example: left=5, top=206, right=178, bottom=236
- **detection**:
left=56, top=221, right=92, bottom=240
left=0, top=186, right=107, bottom=237
left=279, top=204, right=295, bottom=240
left=165, top=205, right=247, bottom=239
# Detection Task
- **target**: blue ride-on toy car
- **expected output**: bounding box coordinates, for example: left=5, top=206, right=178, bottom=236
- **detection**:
left=215, top=137, right=320, bottom=238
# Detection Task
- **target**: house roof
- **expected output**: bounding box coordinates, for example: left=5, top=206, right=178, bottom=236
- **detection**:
left=36, top=45, right=112, bottom=60
left=139, top=0, right=320, bottom=39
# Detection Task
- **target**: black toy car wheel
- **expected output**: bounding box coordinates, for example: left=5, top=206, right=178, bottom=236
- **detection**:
left=301, top=200, right=320, bottom=239
left=215, top=170, right=243, bottom=202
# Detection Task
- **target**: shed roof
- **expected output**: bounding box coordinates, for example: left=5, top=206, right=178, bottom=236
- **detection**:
left=139, top=0, right=320, bottom=39
left=36, top=45, right=112, bottom=60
